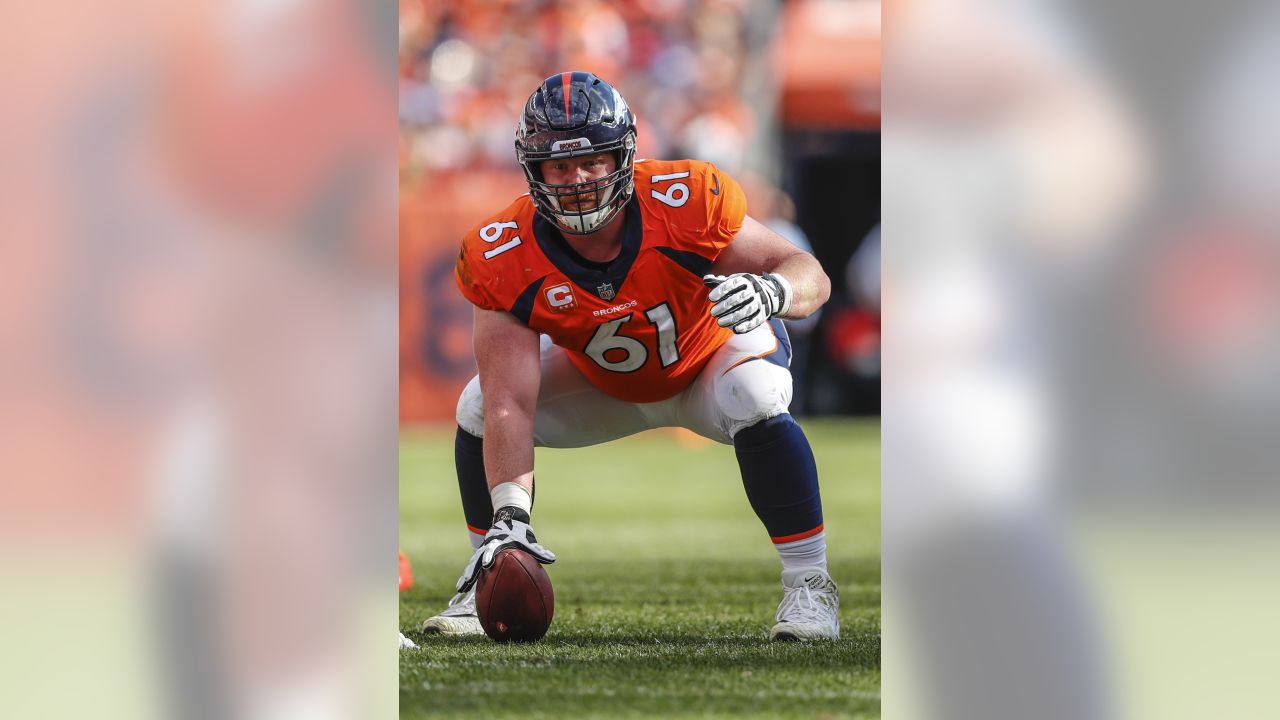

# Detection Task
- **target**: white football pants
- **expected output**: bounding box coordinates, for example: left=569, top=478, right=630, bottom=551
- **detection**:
left=456, top=321, right=793, bottom=446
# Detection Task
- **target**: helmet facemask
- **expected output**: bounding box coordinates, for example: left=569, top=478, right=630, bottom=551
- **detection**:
left=519, top=134, right=636, bottom=235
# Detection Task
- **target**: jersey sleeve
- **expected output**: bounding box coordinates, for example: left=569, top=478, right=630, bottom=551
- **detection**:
left=657, top=160, right=747, bottom=258
left=454, top=240, right=505, bottom=312
left=453, top=196, right=543, bottom=313
left=703, top=163, right=747, bottom=252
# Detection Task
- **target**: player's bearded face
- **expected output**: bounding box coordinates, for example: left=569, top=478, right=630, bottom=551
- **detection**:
left=539, top=153, right=618, bottom=212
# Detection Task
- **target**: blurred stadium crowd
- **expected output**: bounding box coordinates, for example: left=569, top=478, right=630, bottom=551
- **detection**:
left=398, top=0, right=882, bottom=421
left=400, top=0, right=763, bottom=174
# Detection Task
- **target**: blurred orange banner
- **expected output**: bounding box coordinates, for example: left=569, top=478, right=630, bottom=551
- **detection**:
left=400, top=170, right=527, bottom=424
left=778, top=0, right=881, bottom=130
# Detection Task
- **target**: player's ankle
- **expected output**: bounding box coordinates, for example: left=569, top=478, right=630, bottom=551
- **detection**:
left=775, top=529, right=828, bottom=574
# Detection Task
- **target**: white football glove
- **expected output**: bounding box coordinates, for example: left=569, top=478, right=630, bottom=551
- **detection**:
left=455, top=508, right=556, bottom=592
left=703, top=272, right=793, bottom=334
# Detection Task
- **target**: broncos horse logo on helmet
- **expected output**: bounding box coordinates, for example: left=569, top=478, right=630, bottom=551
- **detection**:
left=515, top=71, right=638, bottom=235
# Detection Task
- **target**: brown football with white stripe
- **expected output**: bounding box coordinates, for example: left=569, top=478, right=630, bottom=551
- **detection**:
left=475, top=548, right=555, bottom=642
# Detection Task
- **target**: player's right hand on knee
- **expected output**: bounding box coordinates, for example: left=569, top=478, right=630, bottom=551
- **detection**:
left=703, top=272, right=793, bottom=334
left=455, top=506, right=557, bottom=592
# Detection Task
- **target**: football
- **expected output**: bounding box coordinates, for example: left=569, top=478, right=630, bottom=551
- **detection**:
left=475, top=548, right=555, bottom=642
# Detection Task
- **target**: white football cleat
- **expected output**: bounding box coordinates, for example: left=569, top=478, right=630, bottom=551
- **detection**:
left=770, top=568, right=840, bottom=641
left=421, top=587, right=484, bottom=636
left=399, top=633, right=417, bottom=650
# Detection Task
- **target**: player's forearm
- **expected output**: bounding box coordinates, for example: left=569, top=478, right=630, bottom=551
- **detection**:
left=470, top=307, right=541, bottom=499
left=771, top=253, right=831, bottom=320
left=481, top=397, right=536, bottom=495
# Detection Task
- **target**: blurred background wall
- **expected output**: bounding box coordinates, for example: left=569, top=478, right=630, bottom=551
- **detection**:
left=398, top=0, right=882, bottom=423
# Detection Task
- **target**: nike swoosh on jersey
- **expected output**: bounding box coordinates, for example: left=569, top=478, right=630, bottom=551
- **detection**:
left=710, top=175, right=720, bottom=195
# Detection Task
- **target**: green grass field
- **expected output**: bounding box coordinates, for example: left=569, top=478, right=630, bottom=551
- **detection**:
left=400, top=419, right=880, bottom=719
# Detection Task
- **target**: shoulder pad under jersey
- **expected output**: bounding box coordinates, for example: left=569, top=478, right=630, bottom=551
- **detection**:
left=455, top=196, right=544, bottom=312
left=634, top=159, right=746, bottom=255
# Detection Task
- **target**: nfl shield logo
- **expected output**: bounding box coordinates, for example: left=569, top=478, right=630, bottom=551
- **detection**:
left=596, top=282, right=615, bottom=301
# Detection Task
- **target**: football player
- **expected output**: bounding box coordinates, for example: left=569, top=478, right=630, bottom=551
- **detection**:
left=423, top=72, right=838, bottom=641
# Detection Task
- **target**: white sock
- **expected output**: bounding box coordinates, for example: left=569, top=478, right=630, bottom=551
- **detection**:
left=490, top=481, right=533, bottom=515
left=775, top=531, right=828, bottom=574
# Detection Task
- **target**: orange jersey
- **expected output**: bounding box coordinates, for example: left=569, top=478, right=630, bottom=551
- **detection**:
left=455, top=159, right=747, bottom=403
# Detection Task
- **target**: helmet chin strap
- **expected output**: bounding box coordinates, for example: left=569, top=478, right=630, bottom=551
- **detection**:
left=554, top=208, right=606, bottom=234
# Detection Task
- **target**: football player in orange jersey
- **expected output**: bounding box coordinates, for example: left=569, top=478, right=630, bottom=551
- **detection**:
left=423, top=72, right=839, bottom=641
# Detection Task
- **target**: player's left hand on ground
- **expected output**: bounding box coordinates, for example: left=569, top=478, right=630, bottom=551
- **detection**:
left=455, top=508, right=557, bottom=592
left=703, top=272, right=792, bottom=334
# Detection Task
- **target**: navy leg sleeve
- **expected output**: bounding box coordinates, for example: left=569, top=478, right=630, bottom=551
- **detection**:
left=733, top=414, right=824, bottom=542
left=454, top=426, right=493, bottom=532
